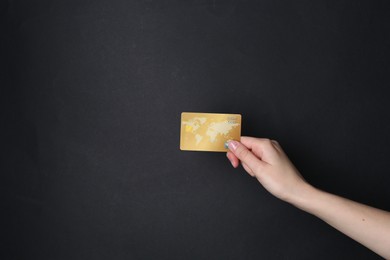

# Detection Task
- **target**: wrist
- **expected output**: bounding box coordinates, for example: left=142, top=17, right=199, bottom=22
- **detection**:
left=286, top=182, right=320, bottom=211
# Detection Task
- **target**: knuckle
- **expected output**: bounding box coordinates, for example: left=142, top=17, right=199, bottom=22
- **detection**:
left=237, top=147, right=250, bottom=160
left=254, top=162, right=264, bottom=173
left=263, top=138, right=272, bottom=146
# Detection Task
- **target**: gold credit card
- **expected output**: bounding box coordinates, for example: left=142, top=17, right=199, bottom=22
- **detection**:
left=180, top=112, right=241, bottom=152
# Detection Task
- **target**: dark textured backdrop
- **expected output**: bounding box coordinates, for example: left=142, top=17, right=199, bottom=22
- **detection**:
left=2, top=1, right=389, bottom=259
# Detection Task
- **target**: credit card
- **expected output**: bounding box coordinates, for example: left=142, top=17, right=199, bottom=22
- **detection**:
left=180, top=112, right=241, bottom=152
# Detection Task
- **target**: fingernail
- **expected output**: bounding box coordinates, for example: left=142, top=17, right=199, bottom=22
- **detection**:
left=228, top=141, right=239, bottom=151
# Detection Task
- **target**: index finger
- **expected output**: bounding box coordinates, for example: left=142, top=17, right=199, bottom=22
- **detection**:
left=241, top=136, right=273, bottom=150
left=228, top=140, right=266, bottom=174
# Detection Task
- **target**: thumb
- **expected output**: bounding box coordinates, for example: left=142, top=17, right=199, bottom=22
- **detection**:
left=227, top=140, right=266, bottom=175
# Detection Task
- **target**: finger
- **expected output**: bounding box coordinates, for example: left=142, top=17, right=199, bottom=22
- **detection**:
left=227, top=151, right=256, bottom=177
left=242, top=162, right=255, bottom=177
left=270, top=139, right=282, bottom=151
left=241, top=136, right=273, bottom=150
left=241, top=136, right=282, bottom=160
left=227, top=140, right=266, bottom=174
left=241, top=136, right=268, bottom=160
left=226, top=151, right=239, bottom=168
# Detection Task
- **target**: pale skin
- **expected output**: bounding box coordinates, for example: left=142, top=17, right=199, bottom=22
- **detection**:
left=226, top=137, right=390, bottom=259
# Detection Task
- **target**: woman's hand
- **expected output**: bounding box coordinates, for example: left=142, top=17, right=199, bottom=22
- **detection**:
left=227, top=136, right=390, bottom=259
left=226, top=137, right=310, bottom=203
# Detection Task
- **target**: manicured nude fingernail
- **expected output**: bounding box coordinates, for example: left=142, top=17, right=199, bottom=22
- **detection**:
left=228, top=141, right=239, bottom=151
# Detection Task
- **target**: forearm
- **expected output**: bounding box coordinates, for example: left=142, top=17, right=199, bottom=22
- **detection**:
left=226, top=138, right=390, bottom=257
left=290, top=184, right=390, bottom=259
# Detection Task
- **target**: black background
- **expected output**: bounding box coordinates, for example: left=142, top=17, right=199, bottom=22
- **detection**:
left=2, top=0, right=389, bottom=259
